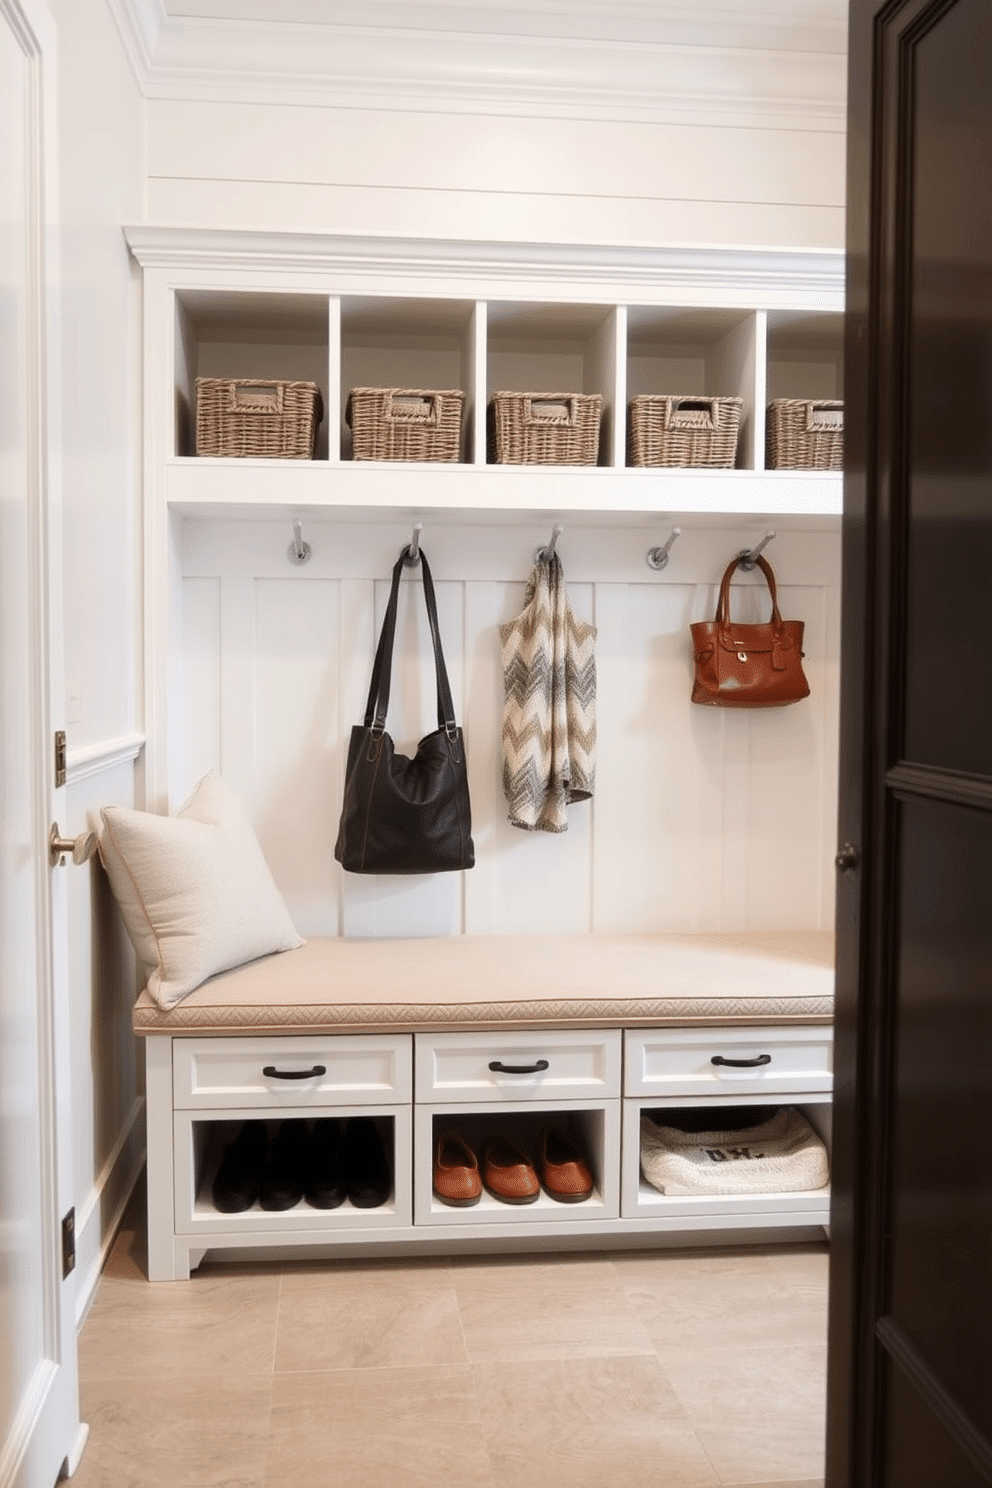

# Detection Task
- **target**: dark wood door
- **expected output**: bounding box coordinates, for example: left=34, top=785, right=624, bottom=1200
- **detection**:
left=827, top=0, right=992, bottom=1483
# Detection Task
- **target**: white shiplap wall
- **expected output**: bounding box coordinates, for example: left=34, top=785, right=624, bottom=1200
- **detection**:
left=144, top=103, right=846, bottom=251
left=176, top=517, right=840, bottom=944
left=133, top=0, right=846, bottom=251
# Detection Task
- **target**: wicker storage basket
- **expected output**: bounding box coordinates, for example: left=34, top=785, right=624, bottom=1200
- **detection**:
left=628, top=394, right=743, bottom=468
left=767, top=398, right=844, bottom=470
left=195, top=378, right=323, bottom=459
left=346, top=387, right=464, bottom=462
left=488, top=391, right=602, bottom=466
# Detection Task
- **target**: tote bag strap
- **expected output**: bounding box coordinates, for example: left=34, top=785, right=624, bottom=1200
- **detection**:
left=715, top=554, right=784, bottom=629
left=363, top=546, right=458, bottom=737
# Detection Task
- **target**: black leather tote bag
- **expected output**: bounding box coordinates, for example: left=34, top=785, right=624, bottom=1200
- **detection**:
left=335, top=546, right=475, bottom=874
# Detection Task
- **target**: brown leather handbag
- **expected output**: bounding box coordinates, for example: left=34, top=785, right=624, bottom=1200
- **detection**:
left=690, top=555, right=810, bottom=708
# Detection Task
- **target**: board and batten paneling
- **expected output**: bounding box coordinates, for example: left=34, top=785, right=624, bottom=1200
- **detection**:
left=176, top=517, right=840, bottom=940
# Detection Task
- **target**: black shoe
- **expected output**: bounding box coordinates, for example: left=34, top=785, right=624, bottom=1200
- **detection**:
left=212, top=1121, right=267, bottom=1213
left=343, top=1117, right=392, bottom=1209
left=305, top=1118, right=346, bottom=1210
left=259, top=1120, right=307, bottom=1211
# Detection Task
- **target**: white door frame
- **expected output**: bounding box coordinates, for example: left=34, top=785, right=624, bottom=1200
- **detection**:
left=0, top=0, right=86, bottom=1482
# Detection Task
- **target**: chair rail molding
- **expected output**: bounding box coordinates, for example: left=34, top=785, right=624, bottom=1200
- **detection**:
left=105, top=0, right=846, bottom=130
left=66, top=732, right=145, bottom=786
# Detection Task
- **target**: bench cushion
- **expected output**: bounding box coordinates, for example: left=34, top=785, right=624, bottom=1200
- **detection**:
left=132, top=930, right=834, bottom=1037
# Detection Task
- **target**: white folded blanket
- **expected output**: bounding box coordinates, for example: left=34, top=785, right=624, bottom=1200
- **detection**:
left=640, top=1106, right=829, bottom=1196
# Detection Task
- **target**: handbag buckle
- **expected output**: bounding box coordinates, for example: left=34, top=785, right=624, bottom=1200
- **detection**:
left=737, top=651, right=747, bottom=662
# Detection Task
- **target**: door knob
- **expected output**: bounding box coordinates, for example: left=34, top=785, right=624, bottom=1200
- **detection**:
left=49, top=824, right=98, bottom=867
left=834, top=843, right=859, bottom=873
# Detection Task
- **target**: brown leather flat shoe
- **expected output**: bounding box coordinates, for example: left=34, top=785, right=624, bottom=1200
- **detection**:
left=433, top=1129, right=482, bottom=1207
left=482, top=1133, right=540, bottom=1204
left=536, top=1125, right=594, bottom=1202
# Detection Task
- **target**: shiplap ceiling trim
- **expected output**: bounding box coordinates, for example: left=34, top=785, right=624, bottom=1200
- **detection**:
left=106, top=0, right=847, bottom=130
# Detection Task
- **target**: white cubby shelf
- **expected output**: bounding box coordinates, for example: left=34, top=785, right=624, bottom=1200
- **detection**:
left=128, top=227, right=844, bottom=527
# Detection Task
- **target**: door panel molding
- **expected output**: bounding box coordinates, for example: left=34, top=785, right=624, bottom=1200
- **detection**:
left=876, top=1317, right=992, bottom=1482
left=886, top=762, right=992, bottom=810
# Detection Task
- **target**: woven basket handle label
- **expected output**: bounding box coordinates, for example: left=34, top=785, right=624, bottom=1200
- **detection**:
left=527, top=397, right=574, bottom=425
left=228, top=382, right=284, bottom=414
left=806, top=403, right=843, bottom=432
left=387, top=393, right=437, bottom=423
left=667, top=398, right=717, bottom=430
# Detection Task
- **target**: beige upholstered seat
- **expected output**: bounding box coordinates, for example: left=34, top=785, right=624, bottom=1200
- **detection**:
left=132, top=930, right=833, bottom=1038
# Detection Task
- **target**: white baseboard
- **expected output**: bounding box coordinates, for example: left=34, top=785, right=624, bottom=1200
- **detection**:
left=74, top=1096, right=146, bottom=1328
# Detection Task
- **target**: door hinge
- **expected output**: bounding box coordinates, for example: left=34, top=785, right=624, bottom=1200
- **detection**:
left=61, top=1208, right=76, bottom=1279
left=54, top=730, right=67, bottom=789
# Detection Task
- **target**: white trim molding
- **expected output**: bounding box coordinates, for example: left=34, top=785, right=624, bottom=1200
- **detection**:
left=74, top=1096, right=146, bottom=1328
left=66, top=732, right=145, bottom=786
left=123, top=226, right=845, bottom=309
left=108, top=0, right=846, bottom=131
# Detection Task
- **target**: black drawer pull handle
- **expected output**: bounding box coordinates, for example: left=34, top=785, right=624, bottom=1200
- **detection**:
left=488, top=1059, right=550, bottom=1075
left=711, top=1054, right=772, bottom=1068
left=262, top=1064, right=327, bottom=1080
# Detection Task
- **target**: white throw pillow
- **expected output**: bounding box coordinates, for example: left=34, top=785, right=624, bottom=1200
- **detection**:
left=98, top=771, right=303, bottom=1009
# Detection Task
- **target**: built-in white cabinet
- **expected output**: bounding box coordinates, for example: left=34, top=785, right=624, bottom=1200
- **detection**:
left=128, top=230, right=841, bottom=1280
left=144, top=1019, right=832, bottom=1280
left=128, top=228, right=845, bottom=529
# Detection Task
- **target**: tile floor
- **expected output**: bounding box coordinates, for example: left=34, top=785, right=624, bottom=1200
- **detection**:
left=74, top=1183, right=828, bottom=1488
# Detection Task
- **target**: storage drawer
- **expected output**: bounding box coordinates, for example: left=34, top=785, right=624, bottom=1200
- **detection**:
left=624, top=1026, right=832, bottom=1098
left=416, top=1029, right=621, bottom=1103
left=173, top=1034, right=413, bottom=1110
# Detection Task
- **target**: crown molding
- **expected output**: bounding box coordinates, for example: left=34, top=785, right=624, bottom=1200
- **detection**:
left=123, top=225, right=845, bottom=307
left=104, top=0, right=164, bottom=89
left=111, top=1, right=846, bottom=131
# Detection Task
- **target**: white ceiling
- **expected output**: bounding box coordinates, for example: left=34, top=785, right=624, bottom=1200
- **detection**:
left=111, top=0, right=848, bottom=128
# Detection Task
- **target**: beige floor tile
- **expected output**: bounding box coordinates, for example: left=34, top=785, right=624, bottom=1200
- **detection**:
left=79, top=1267, right=282, bottom=1379
left=721, top=1481, right=823, bottom=1488
left=473, top=1355, right=719, bottom=1488
left=763, top=1243, right=831, bottom=1288
left=660, top=1344, right=827, bottom=1485
left=275, top=1261, right=467, bottom=1371
left=452, top=1254, right=656, bottom=1362
left=616, top=1256, right=828, bottom=1359
left=264, top=1366, right=494, bottom=1488
left=73, top=1374, right=272, bottom=1488
left=610, top=1247, right=778, bottom=1282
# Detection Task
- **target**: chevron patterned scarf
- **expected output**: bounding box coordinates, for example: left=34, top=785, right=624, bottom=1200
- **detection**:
left=499, top=554, right=596, bottom=833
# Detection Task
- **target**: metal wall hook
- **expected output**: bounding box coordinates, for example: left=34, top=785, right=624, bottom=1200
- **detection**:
left=534, top=524, right=563, bottom=564
left=646, top=527, right=682, bottom=572
left=403, top=523, right=423, bottom=566
left=287, top=520, right=312, bottom=566
left=738, top=529, right=776, bottom=570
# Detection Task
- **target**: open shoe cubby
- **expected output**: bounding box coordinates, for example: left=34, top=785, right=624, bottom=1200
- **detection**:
left=176, top=1108, right=412, bottom=1234
left=621, top=1095, right=832, bottom=1225
left=413, top=1102, right=620, bottom=1226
